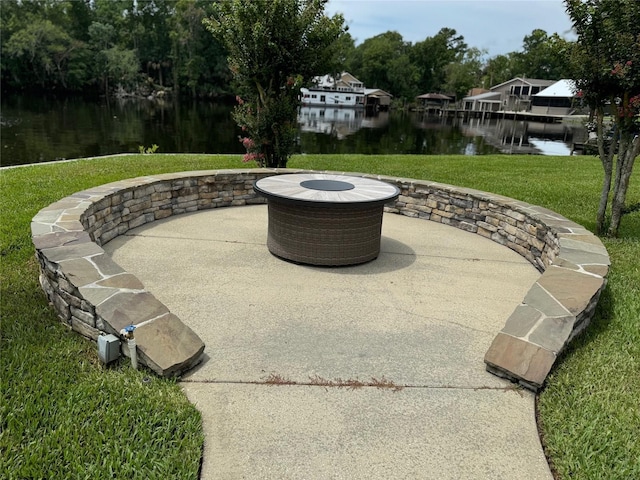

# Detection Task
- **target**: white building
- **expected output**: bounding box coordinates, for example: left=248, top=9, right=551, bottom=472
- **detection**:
left=300, top=72, right=365, bottom=107
left=530, top=79, right=578, bottom=115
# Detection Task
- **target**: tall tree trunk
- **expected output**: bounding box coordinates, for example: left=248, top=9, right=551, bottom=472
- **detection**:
left=598, top=167, right=613, bottom=234
left=596, top=108, right=615, bottom=234
left=608, top=134, right=640, bottom=236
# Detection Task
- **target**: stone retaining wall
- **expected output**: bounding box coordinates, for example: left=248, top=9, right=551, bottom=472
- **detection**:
left=384, top=175, right=609, bottom=390
left=31, top=168, right=609, bottom=389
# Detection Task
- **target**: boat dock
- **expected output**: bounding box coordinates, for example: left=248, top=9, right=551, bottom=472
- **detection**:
left=412, top=107, right=583, bottom=124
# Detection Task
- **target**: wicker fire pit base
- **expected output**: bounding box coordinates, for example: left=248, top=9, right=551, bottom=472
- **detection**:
left=254, top=173, right=400, bottom=267
left=266, top=200, right=384, bottom=266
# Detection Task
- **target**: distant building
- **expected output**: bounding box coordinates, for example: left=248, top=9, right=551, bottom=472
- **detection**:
left=489, top=77, right=556, bottom=111
left=530, top=79, right=578, bottom=115
left=300, top=72, right=392, bottom=110
left=364, top=88, right=393, bottom=110
left=416, top=93, right=454, bottom=114
left=300, top=72, right=365, bottom=107
left=462, top=77, right=571, bottom=114
left=462, top=91, right=502, bottom=112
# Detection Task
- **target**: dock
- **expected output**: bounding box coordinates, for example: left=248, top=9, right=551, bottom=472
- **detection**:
left=411, top=107, right=586, bottom=124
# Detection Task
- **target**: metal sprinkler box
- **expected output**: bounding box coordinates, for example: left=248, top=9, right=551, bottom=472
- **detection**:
left=97, top=334, right=121, bottom=364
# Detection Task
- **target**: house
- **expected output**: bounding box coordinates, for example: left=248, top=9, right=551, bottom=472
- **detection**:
left=364, top=88, right=393, bottom=110
left=461, top=77, right=557, bottom=114
left=416, top=93, right=454, bottom=114
left=530, top=79, right=578, bottom=115
left=300, top=72, right=365, bottom=107
left=462, top=91, right=502, bottom=112
left=300, top=72, right=392, bottom=109
left=489, top=77, right=556, bottom=111
left=319, top=71, right=364, bottom=92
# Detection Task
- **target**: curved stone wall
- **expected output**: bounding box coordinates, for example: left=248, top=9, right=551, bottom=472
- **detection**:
left=31, top=169, right=609, bottom=389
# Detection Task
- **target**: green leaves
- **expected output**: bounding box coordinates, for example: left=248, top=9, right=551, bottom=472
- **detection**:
left=4, top=18, right=86, bottom=89
left=1, top=0, right=232, bottom=96
left=564, top=0, right=640, bottom=236
left=205, top=0, right=346, bottom=167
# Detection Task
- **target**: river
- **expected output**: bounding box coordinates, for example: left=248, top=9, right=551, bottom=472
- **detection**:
left=0, top=94, right=588, bottom=167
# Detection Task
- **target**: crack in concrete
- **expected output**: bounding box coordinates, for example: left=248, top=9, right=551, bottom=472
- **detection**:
left=384, top=250, right=531, bottom=266
left=180, top=378, right=523, bottom=394
left=123, top=232, right=265, bottom=246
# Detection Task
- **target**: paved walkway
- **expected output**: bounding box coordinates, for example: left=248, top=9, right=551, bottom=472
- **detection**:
left=104, top=205, right=552, bottom=479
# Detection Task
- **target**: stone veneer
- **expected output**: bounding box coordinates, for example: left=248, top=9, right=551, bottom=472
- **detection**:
left=31, top=168, right=609, bottom=389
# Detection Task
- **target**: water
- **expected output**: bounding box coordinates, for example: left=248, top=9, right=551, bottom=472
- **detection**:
left=0, top=94, right=587, bottom=167
left=1, top=95, right=242, bottom=166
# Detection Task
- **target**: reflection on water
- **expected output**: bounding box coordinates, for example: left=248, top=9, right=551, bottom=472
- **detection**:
left=298, top=107, right=587, bottom=157
left=298, top=107, right=389, bottom=139
left=297, top=108, right=501, bottom=156
left=461, top=116, right=587, bottom=155
left=1, top=94, right=588, bottom=166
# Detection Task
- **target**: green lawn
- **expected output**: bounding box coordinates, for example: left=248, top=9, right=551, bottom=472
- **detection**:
left=1, top=154, right=638, bottom=479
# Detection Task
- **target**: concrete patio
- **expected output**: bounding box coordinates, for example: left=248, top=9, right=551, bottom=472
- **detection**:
left=105, top=205, right=552, bottom=479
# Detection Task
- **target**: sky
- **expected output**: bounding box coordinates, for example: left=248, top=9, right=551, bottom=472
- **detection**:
left=324, top=0, right=575, bottom=58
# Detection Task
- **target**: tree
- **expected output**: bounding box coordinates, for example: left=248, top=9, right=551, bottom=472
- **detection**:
left=411, top=28, right=467, bottom=94
left=93, top=0, right=135, bottom=44
left=170, top=0, right=231, bottom=98
left=131, top=0, right=173, bottom=87
left=67, top=0, right=94, bottom=42
left=482, top=54, right=516, bottom=88
left=5, top=18, right=88, bottom=89
left=351, top=31, right=416, bottom=99
left=89, top=21, right=139, bottom=93
left=104, top=47, right=140, bottom=91
left=205, top=0, right=345, bottom=167
left=330, top=31, right=356, bottom=74
left=511, top=29, right=572, bottom=80
left=444, top=47, right=485, bottom=101
left=387, top=53, right=420, bottom=101
left=565, top=0, right=640, bottom=236
left=88, top=21, right=116, bottom=92
left=170, top=0, right=207, bottom=97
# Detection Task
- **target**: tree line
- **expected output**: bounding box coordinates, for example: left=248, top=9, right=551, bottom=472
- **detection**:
left=1, top=0, right=231, bottom=97
left=1, top=0, right=573, bottom=101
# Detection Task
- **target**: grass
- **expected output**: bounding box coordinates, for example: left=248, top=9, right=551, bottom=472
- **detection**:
left=1, top=153, right=638, bottom=479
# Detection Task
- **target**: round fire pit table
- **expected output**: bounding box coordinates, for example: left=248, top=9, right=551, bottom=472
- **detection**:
left=253, top=173, right=400, bottom=266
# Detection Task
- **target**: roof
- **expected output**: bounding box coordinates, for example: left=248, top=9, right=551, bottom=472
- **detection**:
left=463, top=91, right=501, bottom=101
left=365, top=88, right=393, bottom=97
left=416, top=93, right=453, bottom=100
left=533, top=79, right=577, bottom=97
left=490, top=77, right=556, bottom=91
left=340, top=72, right=362, bottom=84
left=311, top=71, right=363, bottom=89
left=468, top=88, right=490, bottom=97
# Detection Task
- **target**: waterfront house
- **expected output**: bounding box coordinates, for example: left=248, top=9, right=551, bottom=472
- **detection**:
left=416, top=93, right=454, bottom=114
left=300, top=72, right=365, bottom=107
left=530, top=79, right=578, bottom=115
left=462, top=91, right=502, bottom=113
left=364, top=88, right=393, bottom=110
left=300, top=72, right=392, bottom=110
left=489, top=77, right=556, bottom=111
